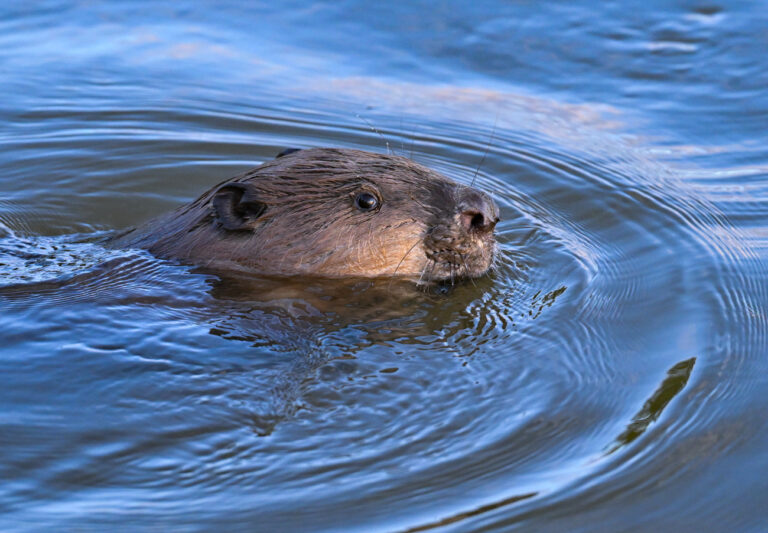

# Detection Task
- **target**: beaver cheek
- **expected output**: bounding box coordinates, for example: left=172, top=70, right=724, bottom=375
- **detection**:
left=346, top=222, right=428, bottom=278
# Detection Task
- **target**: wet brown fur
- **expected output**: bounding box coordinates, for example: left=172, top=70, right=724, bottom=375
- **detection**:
left=112, top=148, right=498, bottom=282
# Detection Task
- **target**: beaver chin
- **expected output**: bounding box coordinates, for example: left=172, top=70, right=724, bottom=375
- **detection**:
left=420, top=242, right=496, bottom=284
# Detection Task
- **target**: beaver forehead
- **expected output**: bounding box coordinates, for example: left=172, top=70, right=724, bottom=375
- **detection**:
left=238, top=148, right=460, bottom=207
left=266, top=147, right=451, bottom=176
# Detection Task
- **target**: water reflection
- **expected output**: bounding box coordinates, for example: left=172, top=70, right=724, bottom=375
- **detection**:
left=607, top=357, right=696, bottom=454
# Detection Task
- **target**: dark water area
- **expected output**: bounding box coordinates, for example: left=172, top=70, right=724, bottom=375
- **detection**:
left=2, top=1, right=767, bottom=531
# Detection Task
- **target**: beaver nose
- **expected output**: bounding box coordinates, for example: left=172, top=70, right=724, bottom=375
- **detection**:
left=459, top=190, right=499, bottom=235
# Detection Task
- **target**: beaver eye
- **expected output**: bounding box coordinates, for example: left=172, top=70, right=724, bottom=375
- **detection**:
left=354, top=192, right=379, bottom=212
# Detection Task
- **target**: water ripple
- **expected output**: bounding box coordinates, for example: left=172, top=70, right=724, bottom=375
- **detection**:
left=1, top=61, right=767, bottom=532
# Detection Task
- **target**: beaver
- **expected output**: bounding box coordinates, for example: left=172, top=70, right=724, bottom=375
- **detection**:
left=112, top=148, right=499, bottom=284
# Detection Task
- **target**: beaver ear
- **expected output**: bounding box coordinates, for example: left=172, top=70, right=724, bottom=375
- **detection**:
left=275, top=147, right=301, bottom=158
left=212, top=183, right=266, bottom=231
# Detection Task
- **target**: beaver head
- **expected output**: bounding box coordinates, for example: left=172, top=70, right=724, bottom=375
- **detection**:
left=118, top=148, right=499, bottom=284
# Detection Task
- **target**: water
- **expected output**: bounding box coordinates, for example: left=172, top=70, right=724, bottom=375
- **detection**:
left=1, top=1, right=767, bottom=531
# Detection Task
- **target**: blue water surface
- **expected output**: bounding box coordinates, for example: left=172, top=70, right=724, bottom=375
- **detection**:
left=1, top=1, right=767, bottom=531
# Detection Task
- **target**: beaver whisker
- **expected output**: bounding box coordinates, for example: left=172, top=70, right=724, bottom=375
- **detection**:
left=471, top=114, right=498, bottom=188
left=388, top=237, right=423, bottom=291
left=417, top=260, right=430, bottom=287
left=398, top=112, right=406, bottom=156
left=355, top=113, right=391, bottom=155
left=460, top=252, right=478, bottom=288
left=407, top=194, right=433, bottom=212
left=408, top=127, right=418, bottom=160
left=426, top=260, right=439, bottom=288
left=491, top=246, right=516, bottom=271
left=419, top=258, right=438, bottom=288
